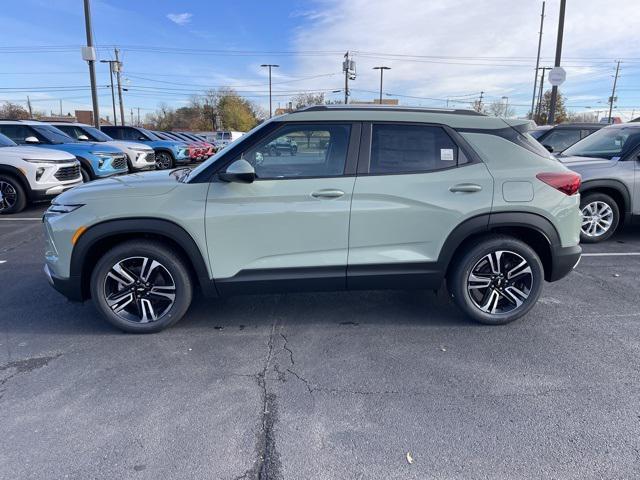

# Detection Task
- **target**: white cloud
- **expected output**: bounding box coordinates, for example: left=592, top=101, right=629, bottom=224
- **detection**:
left=167, top=12, right=193, bottom=26
left=288, top=0, right=640, bottom=115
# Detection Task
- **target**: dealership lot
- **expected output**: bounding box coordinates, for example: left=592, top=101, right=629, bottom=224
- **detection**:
left=1, top=206, right=639, bottom=479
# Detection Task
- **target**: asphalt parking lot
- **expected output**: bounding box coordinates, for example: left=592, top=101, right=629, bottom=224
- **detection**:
left=1, top=205, right=639, bottom=480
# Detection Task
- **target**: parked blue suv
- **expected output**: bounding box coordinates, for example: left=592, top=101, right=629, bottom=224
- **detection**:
left=102, top=126, right=190, bottom=169
left=0, top=120, right=128, bottom=181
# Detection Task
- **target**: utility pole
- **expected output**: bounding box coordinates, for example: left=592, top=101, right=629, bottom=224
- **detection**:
left=547, top=0, right=566, bottom=125
left=59, top=99, right=63, bottom=116
left=530, top=1, right=546, bottom=119
left=130, top=108, right=134, bottom=125
left=607, top=60, right=621, bottom=124
left=535, top=67, right=549, bottom=121
left=82, top=0, right=100, bottom=128
left=137, top=107, right=140, bottom=126
left=343, top=52, right=356, bottom=104
left=372, top=66, right=391, bottom=104
left=475, top=91, right=484, bottom=112
left=26, top=96, right=32, bottom=117
left=501, top=96, right=510, bottom=117
left=100, top=60, right=118, bottom=124
left=260, top=64, right=279, bottom=117
left=114, top=48, right=125, bottom=126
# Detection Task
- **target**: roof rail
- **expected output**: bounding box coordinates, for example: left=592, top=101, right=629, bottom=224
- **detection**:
left=296, top=104, right=486, bottom=116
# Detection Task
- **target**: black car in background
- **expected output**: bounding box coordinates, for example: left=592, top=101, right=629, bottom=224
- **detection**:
left=533, top=123, right=603, bottom=154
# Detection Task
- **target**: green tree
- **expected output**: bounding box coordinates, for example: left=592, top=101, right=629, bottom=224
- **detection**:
left=532, top=89, right=569, bottom=125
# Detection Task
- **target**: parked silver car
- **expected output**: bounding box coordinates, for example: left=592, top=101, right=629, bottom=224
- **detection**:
left=558, top=123, right=640, bottom=242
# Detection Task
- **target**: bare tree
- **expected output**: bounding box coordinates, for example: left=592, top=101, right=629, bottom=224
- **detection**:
left=488, top=100, right=516, bottom=118
left=0, top=101, right=30, bottom=119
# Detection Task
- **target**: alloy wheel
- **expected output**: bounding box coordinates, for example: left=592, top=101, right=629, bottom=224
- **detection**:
left=467, top=250, right=533, bottom=315
left=0, top=181, right=17, bottom=212
left=581, top=201, right=613, bottom=238
left=103, top=256, right=176, bottom=323
left=156, top=153, right=172, bottom=169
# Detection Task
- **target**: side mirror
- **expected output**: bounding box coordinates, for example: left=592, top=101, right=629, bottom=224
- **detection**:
left=218, top=159, right=255, bottom=183
left=77, top=134, right=89, bottom=141
left=543, top=144, right=554, bottom=153
left=138, top=136, right=147, bottom=141
left=25, top=136, right=39, bottom=144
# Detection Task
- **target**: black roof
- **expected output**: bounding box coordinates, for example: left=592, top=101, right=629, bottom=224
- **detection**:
left=298, top=104, right=486, bottom=116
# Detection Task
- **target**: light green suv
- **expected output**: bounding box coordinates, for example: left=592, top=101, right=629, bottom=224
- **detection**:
left=43, top=106, right=582, bottom=333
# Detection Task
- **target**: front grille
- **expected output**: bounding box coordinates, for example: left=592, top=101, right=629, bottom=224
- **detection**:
left=145, top=152, right=156, bottom=164
left=111, top=155, right=127, bottom=170
left=54, top=164, right=81, bottom=181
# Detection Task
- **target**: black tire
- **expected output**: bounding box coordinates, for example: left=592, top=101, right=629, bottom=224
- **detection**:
left=90, top=240, right=193, bottom=333
left=579, top=192, right=619, bottom=243
left=155, top=151, right=174, bottom=170
left=80, top=167, right=91, bottom=183
left=269, top=146, right=277, bottom=156
left=291, top=146, right=297, bottom=155
left=447, top=235, right=544, bottom=325
left=0, top=175, right=27, bottom=214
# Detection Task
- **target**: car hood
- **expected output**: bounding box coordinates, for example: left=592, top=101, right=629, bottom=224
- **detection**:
left=105, top=140, right=154, bottom=152
left=149, top=140, right=186, bottom=149
left=48, top=142, right=124, bottom=155
left=55, top=170, right=181, bottom=203
left=6, top=145, right=76, bottom=161
left=557, top=155, right=618, bottom=169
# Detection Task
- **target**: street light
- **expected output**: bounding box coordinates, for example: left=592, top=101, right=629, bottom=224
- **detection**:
left=100, top=60, right=118, bottom=125
left=372, top=66, right=391, bottom=104
left=260, top=64, right=279, bottom=118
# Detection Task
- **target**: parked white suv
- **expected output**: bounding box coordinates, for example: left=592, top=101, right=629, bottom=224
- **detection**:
left=51, top=122, right=156, bottom=172
left=0, top=132, right=82, bottom=214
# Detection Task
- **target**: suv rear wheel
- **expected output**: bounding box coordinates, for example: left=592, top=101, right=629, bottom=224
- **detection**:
left=447, top=235, right=544, bottom=325
left=580, top=192, right=619, bottom=243
left=0, top=175, right=27, bottom=214
left=90, top=240, right=193, bottom=333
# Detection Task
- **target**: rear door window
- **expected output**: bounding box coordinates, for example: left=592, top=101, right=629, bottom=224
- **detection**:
left=370, top=124, right=462, bottom=174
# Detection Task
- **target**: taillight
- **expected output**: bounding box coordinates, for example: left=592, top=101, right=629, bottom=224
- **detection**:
left=536, top=172, right=581, bottom=196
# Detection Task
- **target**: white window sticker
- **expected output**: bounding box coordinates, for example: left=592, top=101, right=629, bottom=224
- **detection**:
left=440, top=148, right=454, bottom=161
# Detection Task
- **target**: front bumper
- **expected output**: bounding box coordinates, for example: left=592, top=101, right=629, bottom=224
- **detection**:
left=44, top=264, right=83, bottom=302
left=130, top=151, right=157, bottom=170
left=31, top=181, right=82, bottom=201
left=548, top=244, right=582, bottom=282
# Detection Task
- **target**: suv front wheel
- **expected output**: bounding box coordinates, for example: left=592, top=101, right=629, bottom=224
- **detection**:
left=90, top=240, right=193, bottom=333
left=447, top=235, right=544, bottom=325
left=0, top=175, right=27, bottom=214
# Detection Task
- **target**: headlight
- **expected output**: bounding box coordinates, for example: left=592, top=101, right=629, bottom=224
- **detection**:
left=23, top=158, right=68, bottom=164
left=46, top=204, right=84, bottom=215
left=90, top=151, right=116, bottom=158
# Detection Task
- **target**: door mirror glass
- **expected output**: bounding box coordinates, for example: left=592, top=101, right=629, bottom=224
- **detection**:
left=25, top=136, right=39, bottom=144
left=219, top=159, right=255, bottom=183
left=77, top=134, right=90, bottom=141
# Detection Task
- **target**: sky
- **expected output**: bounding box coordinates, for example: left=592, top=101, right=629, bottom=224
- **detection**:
left=1, top=0, right=640, bottom=123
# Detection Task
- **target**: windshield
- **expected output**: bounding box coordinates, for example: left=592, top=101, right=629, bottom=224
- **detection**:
left=32, top=125, right=75, bottom=144
left=141, top=128, right=162, bottom=141
left=529, top=129, right=548, bottom=140
left=562, top=126, right=640, bottom=159
left=187, top=122, right=269, bottom=181
left=82, top=126, right=113, bottom=142
left=0, top=132, right=16, bottom=147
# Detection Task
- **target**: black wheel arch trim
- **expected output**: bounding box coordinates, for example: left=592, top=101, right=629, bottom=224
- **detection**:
left=70, top=217, right=216, bottom=300
left=579, top=179, right=630, bottom=214
left=75, top=156, right=95, bottom=179
left=154, top=148, right=176, bottom=159
left=0, top=165, right=32, bottom=197
left=437, top=211, right=571, bottom=281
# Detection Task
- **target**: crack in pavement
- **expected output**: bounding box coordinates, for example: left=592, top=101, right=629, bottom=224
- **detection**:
left=0, top=353, right=62, bottom=400
left=235, top=321, right=282, bottom=480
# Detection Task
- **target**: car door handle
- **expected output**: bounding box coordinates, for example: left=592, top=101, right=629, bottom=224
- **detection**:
left=449, top=183, right=483, bottom=193
left=311, top=189, right=345, bottom=199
